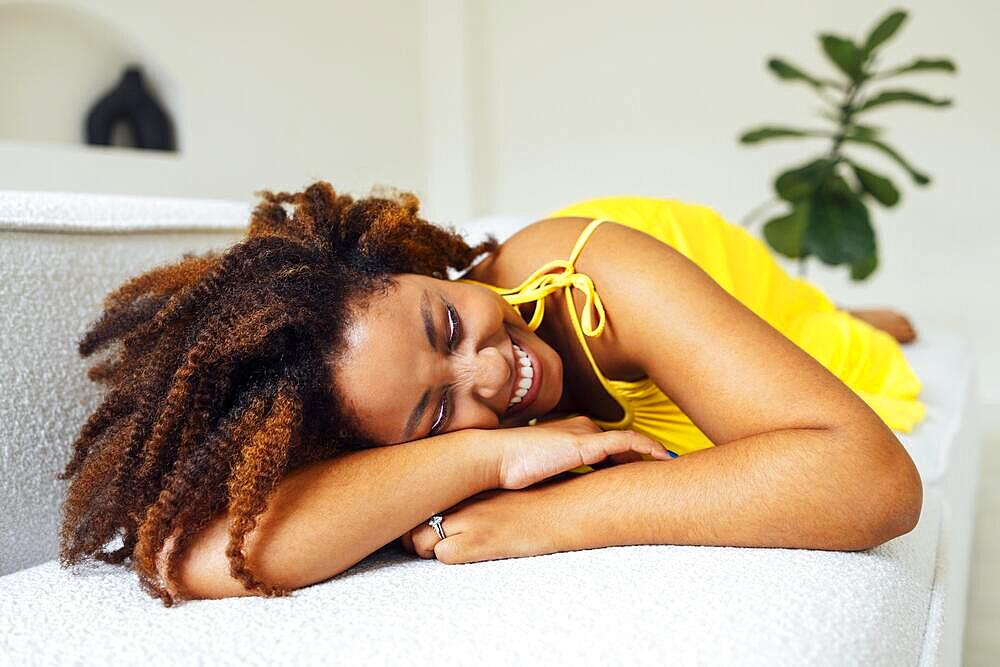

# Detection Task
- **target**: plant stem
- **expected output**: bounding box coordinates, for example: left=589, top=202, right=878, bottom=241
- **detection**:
left=828, top=79, right=862, bottom=161
left=740, top=198, right=783, bottom=228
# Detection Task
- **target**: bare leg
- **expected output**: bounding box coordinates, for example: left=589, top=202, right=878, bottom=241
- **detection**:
left=844, top=307, right=917, bottom=344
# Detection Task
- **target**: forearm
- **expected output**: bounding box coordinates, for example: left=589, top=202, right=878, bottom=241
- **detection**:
left=169, top=429, right=498, bottom=598
left=547, top=427, right=923, bottom=552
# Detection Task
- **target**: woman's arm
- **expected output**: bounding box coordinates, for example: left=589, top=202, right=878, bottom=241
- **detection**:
left=159, top=429, right=498, bottom=599
left=401, top=426, right=918, bottom=564
left=564, top=220, right=921, bottom=548
left=549, top=427, right=919, bottom=553
left=160, top=415, right=666, bottom=599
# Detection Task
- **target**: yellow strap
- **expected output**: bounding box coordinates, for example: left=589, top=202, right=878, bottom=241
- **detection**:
left=460, top=218, right=610, bottom=335
left=568, top=217, right=609, bottom=264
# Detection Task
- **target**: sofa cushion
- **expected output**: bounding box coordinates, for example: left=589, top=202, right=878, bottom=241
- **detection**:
left=0, top=488, right=942, bottom=665
left=0, top=190, right=249, bottom=576
left=0, top=192, right=975, bottom=665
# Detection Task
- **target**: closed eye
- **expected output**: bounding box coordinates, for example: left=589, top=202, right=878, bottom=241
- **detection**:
left=446, top=303, right=461, bottom=350
left=429, top=386, right=452, bottom=436
left=430, top=301, right=461, bottom=436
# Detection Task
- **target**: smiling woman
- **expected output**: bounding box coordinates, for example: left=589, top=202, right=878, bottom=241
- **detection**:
left=58, top=180, right=925, bottom=605
left=57, top=181, right=503, bottom=604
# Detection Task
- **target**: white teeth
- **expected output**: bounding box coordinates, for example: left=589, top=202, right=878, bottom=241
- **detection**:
left=508, top=341, right=536, bottom=408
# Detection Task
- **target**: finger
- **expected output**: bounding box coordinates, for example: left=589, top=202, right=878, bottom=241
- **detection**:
left=410, top=522, right=440, bottom=559
left=399, top=531, right=415, bottom=554
left=433, top=533, right=475, bottom=565
left=622, top=430, right=673, bottom=459
left=608, top=450, right=645, bottom=465
left=604, top=430, right=672, bottom=460
left=582, top=430, right=672, bottom=464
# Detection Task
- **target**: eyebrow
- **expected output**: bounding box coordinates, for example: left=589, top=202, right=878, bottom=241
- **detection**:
left=420, top=289, right=438, bottom=352
left=403, top=388, right=431, bottom=441
left=404, top=289, right=440, bottom=440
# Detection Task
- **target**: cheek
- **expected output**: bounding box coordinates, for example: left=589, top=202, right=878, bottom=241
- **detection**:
left=453, top=397, right=502, bottom=431
left=543, top=344, right=563, bottom=387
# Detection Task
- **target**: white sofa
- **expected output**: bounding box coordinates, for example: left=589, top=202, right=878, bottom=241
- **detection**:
left=0, top=190, right=983, bottom=665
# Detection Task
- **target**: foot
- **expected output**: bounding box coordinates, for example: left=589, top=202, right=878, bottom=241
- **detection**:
left=847, top=308, right=918, bottom=344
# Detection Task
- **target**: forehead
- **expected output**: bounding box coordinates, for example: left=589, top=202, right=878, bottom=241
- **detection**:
left=335, top=275, right=438, bottom=443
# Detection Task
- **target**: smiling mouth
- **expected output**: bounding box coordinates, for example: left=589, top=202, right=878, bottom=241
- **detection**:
left=504, top=330, right=541, bottom=416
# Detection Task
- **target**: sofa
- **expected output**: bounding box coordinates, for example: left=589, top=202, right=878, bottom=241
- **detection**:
left=0, top=190, right=983, bottom=665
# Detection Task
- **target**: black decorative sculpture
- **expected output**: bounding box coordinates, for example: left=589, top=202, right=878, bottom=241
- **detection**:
left=84, top=65, right=176, bottom=151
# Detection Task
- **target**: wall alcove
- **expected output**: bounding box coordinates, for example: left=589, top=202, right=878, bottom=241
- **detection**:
left=0, top=2, right=183, bottom=153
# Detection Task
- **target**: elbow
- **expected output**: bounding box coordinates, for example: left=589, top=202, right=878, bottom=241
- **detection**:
left=156, top=518, right=308, bottom=602
left=842, top=439, right=924, bottom=551
left=891, top=456, right=924, bottom=536
left=158, top=538, right=305, bottom=602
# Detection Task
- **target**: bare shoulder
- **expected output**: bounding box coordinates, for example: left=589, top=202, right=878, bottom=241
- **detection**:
left=467, top=216, right=672, bottom=302
left=463, top=217, right=593, bottom=286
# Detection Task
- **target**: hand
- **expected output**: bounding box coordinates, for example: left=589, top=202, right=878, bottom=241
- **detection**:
left=398, top=484, right=566, bottom=564
left=490, top=415, right=672, bottom=490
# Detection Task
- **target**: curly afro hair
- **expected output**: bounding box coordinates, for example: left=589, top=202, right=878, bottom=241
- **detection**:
left=57, top=181, right=498, bottom=606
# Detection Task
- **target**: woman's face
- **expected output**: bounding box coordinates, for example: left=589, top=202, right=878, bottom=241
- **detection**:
left=334, top=273, right=565, bottom=445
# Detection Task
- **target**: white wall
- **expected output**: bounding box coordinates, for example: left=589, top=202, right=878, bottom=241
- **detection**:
left=0, top=0, right=427, bottom=201
left=463, top=0, right=1000, bottom=407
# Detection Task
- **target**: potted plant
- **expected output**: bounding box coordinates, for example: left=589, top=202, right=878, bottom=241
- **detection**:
left=739, top=8, right=957, bottom=279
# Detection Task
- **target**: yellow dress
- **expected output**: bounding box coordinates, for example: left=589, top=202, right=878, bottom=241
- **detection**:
left=458, top=195, right=926, bottom=474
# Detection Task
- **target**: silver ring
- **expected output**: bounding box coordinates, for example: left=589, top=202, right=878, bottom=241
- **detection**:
left=427, top=515, right=446, bottom=540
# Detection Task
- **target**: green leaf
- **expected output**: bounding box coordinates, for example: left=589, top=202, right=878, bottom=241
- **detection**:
left=817, top=108, right=841, bottom=123
left=767, top=58, right=839, bottom=89
left=820, top=34, right=864, bottom=82
left=843, top=134, right=932, bottom=185
left=804, top=187, right=876, bottom=264
left=774, top=158, right=837, bottom=202
left=850, top=252, right=879, bottom=281
left=824, top=173, right=856, bottom=197
left=857, top=88, right=953, bottom=113
left=879, top=57, right=957, bottom=78
left=845, top=124, right=882, bottom=140
left=849, top=161, right=901, bottom=207
left=739, top=126, right=823, bottom=144
left=862, top=10, right=908, bottom=57
left=763, top=205, right=810, bottom=258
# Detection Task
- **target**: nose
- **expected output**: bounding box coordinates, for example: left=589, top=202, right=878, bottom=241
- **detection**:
left=469, top=346, right=510, bottom=400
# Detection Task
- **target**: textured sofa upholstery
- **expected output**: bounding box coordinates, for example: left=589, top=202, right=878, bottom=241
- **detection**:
left=0, top=191, right=982, bottom=665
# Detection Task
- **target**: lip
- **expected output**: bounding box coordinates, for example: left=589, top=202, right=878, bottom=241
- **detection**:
left=503, top=327, right=542, bottom=417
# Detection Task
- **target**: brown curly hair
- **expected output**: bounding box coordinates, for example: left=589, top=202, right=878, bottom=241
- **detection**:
left=57, top=181, right=498, bottom=606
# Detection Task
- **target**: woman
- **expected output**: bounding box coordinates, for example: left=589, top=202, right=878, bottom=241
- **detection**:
left=58, top=181, right=924, bottom=606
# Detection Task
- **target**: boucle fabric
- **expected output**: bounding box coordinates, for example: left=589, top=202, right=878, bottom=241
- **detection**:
left=0, top=189, right=250, bottom=232
left=0, top=222, right=245, bottom=576
left=0, top=490, right=943, bottom=665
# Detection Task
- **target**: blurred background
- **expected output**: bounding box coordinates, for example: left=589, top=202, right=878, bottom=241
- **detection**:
left=1, top=0, right=996, bottom=660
